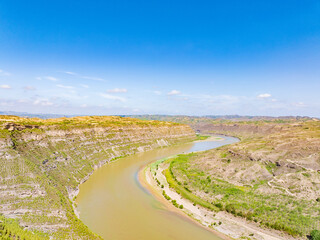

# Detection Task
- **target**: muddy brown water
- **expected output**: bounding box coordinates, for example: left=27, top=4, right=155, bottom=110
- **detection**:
left=76, top=136, right=239, bottom=240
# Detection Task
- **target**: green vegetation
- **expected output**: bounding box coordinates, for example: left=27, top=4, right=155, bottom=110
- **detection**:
left=195, top=135, right=210, bottom=141
left=161, top=191, right=183, bottom=209
left=310, top=230, right=320, bottom=240
left=163, top=164, right=219, bottom=212
left=0, top=214, right=47, bottom=239
left=162, top=190, right=171, bottom=200
left=165, top=152, right=320, bottom=237
left=265, top=162, right=277, bottom=174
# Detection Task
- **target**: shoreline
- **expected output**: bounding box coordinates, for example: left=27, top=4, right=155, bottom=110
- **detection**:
left=137, top=163, right=231, bottom=240
left=138, top=139, right=296, bottom=240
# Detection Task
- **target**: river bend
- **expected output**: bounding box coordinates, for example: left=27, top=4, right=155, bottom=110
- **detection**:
left=76, top=136, right=239, bottom=240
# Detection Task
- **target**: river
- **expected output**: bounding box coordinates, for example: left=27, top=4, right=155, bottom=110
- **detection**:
left=76, top=136, right=239, bottom=240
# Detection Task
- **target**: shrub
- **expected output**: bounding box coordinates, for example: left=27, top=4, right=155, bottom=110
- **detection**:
left=310, top=230, right=320, bottom=240
left=162, top=191, right=171, bottom=200
left=155, top=178, right=160, bottom=185
left=214, top=202, right=223, bottom=210
left=171, top=200, right=180, bottom=208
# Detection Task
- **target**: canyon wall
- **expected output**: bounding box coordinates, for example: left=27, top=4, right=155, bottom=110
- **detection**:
left=0, top=116, right=195, bottom=239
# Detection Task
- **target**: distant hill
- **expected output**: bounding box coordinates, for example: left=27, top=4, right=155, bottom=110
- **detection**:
left=0, top=111, right=317, bottom=121
left=0, top=111, right=73, bottom=119
left=124, top=114, right=315, bottom=124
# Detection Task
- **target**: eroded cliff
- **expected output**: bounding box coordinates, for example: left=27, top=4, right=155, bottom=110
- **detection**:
left=0, top=115, right=195, bottom=239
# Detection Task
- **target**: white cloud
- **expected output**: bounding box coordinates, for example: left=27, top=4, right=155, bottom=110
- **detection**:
left=154, top=91, right=162, bottom=95
left=24, top=86, right=36, bottom=91
left=80, top=104, right=88, bottom=108
left=46, top=76, right=58, bottom=81
left=107, top=88, right=127, bottom=93
left=0, top=69, right=11, bottom=76
left=167, top=90, right=181, bottom=95
left=257, top=93, right=271, bottom=99
left=56, top=84, right=74, bottom=89
left=80, top=84, right=89, bottom=88
left=63, top=71, right=105, bottom=82
left=100, top=93, right=126, bottom=102
left=64, top=71, right=77, bottom=75
left=81, top=76, right=105, bottom=82
left=0, top=85, right=11, bottom=89
left=293, top=102, right=307, bottom=107
left=37, top=76, right=58, bottom=81
left=33, top=99, right=54, bottom=106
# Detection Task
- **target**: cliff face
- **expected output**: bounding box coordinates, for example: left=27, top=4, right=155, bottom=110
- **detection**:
left=0, top=116, right=195, bottom=239
left=192, top=122, right=282, bottom=137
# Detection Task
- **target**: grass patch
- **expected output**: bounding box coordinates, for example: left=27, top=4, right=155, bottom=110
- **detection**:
left=195, top=135, right=211, bottom=141
left=265, top=162, right=277, bottom=174
left=163, top=155, right=219, bottom=212
left=0, top=214, right=48, bottom=239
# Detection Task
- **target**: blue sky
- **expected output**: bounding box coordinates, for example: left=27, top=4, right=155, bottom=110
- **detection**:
left=0, top=1, right=319, bottom=116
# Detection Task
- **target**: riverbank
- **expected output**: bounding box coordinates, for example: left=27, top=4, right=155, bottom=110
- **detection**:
left=138, top=160, right=231, bottom=240
left=139, top=137, right=297, bottom=240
